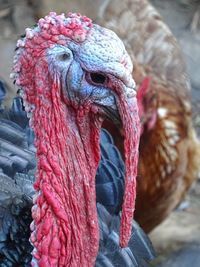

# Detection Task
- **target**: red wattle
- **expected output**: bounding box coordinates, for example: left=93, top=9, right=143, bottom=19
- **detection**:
left=119, top=97, right=140, bottom=247
left=109, top=79, right=140, bottom=248
left=19, top=57, right=102, bottom=266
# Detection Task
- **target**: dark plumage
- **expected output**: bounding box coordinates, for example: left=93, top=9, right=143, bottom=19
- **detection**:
left=0, top=173, right=32, bottom=267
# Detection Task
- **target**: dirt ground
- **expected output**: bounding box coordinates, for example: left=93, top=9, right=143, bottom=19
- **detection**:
left=0, top=1, right=200, bottom=266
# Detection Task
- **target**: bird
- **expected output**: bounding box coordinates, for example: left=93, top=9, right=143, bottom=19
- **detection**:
left=0, top=13, right=154, bottom=266
left=61, top=0, right=200, bottom=232
left=28, top=0, right=200, bottom=233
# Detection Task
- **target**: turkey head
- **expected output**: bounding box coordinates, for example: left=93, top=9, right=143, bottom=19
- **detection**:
left=11, top=13, right=140, bottom=267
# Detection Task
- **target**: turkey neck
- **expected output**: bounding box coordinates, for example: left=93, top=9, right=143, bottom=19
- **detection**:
left=30, top=76, right=101, bottom=267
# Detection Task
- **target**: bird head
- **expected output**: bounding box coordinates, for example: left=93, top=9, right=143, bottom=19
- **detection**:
left=12, top=12, right=136, bottom=122
left=11, top=12, right=140, bottom=267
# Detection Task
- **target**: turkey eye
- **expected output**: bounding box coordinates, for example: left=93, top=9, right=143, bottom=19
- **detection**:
left=90, top=73, right=107, bottom=85
left=59, top=53, right=70, bottom=61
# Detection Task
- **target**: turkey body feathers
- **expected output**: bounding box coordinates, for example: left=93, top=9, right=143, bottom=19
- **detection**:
left=0, top=95, right=154, bottom=266
left=0, top=172, right=33, bottom=267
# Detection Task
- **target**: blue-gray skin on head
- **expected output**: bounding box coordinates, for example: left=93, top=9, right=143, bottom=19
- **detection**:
left=47, top=23, right=136, bottom=114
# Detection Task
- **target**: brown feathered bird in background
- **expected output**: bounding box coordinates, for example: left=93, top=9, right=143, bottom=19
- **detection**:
left=94, top=0, right=200, bottom=232
left=5, top=0, right=200, bottom=233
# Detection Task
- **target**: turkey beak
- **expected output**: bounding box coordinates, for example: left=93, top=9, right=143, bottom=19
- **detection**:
left=101, top=105, right=121, bottom=126
left=101, top=83, right=137, bottom=127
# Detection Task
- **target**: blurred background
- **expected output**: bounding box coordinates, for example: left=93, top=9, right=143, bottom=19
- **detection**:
left=0, top=0, right=200, bottom=266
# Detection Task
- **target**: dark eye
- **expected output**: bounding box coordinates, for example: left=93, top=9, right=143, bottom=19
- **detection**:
left=88, top=72, right=107, bottom=85
left=59, top=53, right=70, bottom=61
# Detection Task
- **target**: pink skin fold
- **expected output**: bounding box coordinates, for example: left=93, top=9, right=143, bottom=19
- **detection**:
left=29, top=71, right=102, bottom=266
left=107, top=77, right=140, bottom=247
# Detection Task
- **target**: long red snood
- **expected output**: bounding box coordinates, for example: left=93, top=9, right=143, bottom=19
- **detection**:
left=108, top=79, right=140, bottom=247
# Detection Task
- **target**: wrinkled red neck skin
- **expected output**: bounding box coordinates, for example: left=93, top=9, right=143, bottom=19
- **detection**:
left=25, top=63, right=101, bottom=267
left=22, top=57, right=140, bottom=266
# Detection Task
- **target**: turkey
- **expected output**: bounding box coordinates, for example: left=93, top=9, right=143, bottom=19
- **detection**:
left=47, top=0, right=200, bottom=232
left=0, top=13, right=154, bottom=266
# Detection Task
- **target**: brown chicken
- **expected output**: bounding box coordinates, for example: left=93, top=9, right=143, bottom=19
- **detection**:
left=95, top=0, right=200, bottom=232
left=10, top=0, right=200, bottom=232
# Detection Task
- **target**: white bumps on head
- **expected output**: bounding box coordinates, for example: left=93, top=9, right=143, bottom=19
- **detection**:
left=11, top=26, right=35, bottom=87
left=25, top=28, right=34, bottom=39
left=16, top=39, right=25, bottom=48
left=9, top=73, right=16, bottom=79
